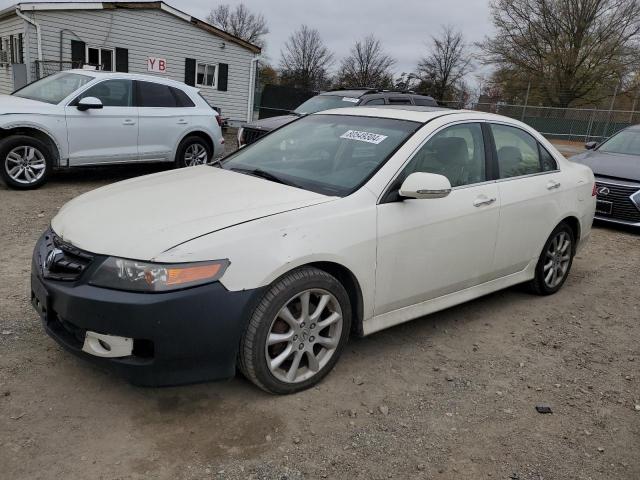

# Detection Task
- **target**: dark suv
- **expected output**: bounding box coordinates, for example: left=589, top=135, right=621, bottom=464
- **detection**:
left=237, top=89, right=438, bottom=146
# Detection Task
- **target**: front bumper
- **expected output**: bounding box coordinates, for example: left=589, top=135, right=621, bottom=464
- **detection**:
left=31, top=231, right=262, bottom=386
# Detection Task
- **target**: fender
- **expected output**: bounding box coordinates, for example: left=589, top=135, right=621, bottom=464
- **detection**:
left=0, top=118, right=67, bottom=165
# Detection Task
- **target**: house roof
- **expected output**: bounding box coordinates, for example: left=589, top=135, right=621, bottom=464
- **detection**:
left=0, top=1, right=261, bottom=54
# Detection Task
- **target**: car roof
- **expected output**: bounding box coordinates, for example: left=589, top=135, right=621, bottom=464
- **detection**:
left=65, top=69, right=195, bottom=91
left=318, top=105, right=520, bottom=124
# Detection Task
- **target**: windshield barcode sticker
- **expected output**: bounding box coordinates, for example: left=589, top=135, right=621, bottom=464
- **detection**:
left=340, top=130, right=388, bottom=144
left=342, top=97, right=360, bottom=103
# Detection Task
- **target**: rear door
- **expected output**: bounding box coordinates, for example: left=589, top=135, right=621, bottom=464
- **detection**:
left=136, top=80, right=190, bottom=162
left=65, top=79, right=138, bottom=165
left=489, top=123, right=564, bottom=275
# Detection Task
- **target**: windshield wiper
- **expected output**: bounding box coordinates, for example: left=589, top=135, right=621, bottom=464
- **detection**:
left=230, top=167, right=299, bottom=188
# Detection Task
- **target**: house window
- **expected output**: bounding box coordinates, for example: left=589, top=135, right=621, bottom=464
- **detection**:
left=196, top=62, right=217, bottom=87
left=86, top=46, right=114, bottom=71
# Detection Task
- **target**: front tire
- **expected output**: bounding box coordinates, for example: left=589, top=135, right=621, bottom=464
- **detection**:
left=239, top=267, right=352, bottom=394
left=528, top=222, right=575, bottom=295
left=0, top=135, right=52, bottom=189
left=175, top=135, right=213, bottom=168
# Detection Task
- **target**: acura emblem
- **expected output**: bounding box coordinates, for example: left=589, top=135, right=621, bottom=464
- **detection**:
left=45, top=248, right=63, bottom=269
left=597, top=186, right=610, bottom=196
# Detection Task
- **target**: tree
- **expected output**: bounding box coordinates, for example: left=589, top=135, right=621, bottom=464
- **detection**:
left=337, top=35, right=395, bottom=89
left=480, top=0, right=640, bottom=108
left=416, top=25, right=472, bottom=101
left=279, top=25, right=334, bottom=91
left=207, top=3, right=269, bottom=48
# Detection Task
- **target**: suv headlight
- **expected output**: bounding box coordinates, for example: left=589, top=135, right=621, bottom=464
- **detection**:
left=89, top=257, right=229, bottom=292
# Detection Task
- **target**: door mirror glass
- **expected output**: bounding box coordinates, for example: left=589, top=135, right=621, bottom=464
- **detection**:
left=399, top=172, right=452, bottom=199
left=584, top=141, right=598, bottom=150
left=77, top=96, right=103, bottom=111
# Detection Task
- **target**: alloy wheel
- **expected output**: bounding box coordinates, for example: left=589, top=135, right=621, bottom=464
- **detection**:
left=543, top=231, right=572, bottom=289
left=5, top=146, right=46, bottom=185
left=265, top=289, right=343, bottom=384
left=183, top=143, right=209, bottom=166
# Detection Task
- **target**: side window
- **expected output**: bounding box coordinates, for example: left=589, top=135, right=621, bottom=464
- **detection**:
left=413, top=96, right=437, bottom=106
left=491, top=124, right=542, bottom=179
left=362, top=98, right=385, bottom=106
left=74, top=79, right=132, bottom=107
left=539, top=145, right=558, bottom=171
left=137, top=81, right=177, bottom=107
left=171, top=87, right=195, bottom=107
left=403, top=123, right=486, bottom=187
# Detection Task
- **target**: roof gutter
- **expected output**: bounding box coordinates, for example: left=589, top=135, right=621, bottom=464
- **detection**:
left=15, top=8, right=43, bottom=61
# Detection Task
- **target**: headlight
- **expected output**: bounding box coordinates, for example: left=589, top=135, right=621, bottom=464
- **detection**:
left=89, top=257, right=229, bottom=292
left=237, top=127, right=245, bottom=146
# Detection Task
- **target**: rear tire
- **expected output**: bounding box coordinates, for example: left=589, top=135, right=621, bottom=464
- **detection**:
left=528, top=222, right=575, bottom=295
left=239, top=267, right=351, bottom=394
left=0, top=135, right=52, bottom=190
left=175, top=135, right=213, bottom=168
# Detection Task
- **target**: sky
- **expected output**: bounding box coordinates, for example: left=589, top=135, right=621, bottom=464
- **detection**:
left=0, top=0, right=495, bottom=82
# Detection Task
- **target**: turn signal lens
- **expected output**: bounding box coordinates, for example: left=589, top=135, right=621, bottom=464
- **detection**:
left=166, top=263, right=223, bottom=286
left=592, top=183, right=597, bottom=196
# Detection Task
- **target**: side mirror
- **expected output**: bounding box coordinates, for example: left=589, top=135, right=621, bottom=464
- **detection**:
left=399, top=172, right=452, bottom=200
left=77, top=96, right=103, bottom=111
left=585, top=141, right=598, bottom=150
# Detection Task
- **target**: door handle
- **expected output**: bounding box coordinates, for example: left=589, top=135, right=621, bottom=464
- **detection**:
left=473, top=196, right=497, bottom=207
left=177, top=118, right=188, bottom=125
left=122, top=119, right=136, bottom=126
left=547, top=180, right=561, bottom=190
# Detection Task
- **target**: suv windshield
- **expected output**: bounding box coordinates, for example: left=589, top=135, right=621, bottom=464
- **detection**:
left=294, top=95, right=361, bottom=114
left=13, top=72, right=93, bottom=104
left=223, top=114, right=419, bottom=196
left=598, top=129, right=640, bottom=156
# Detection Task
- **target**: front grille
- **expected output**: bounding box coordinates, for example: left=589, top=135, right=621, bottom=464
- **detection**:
left=596, top=181, right=640, bottom=223
left=39, top=230, right=95, bottom=281
left=243, top=127, right=267, bottom=145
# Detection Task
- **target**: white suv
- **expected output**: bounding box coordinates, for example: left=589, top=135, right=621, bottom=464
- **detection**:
left=0, top=70, right=225, bottom=189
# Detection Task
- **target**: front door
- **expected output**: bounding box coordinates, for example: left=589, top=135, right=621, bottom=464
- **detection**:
left=375, top=122, right=500, bottom=316
left=65, top=79, right=138, bottom=165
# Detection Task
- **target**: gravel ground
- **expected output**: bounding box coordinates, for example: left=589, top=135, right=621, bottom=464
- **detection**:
left=1, top=136, right=639, bottom=479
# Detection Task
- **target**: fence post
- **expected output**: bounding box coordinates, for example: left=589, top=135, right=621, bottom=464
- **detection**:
left=602, top=81, right=619, bottom=139
left=521, top=80, right=531, bottom=121
left=585, top=109, right=596, bottom=143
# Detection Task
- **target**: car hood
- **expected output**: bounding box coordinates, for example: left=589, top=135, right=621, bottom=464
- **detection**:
left=0, top=94, right=54, bottom=114
left=244, top=114, right=299, bottom=131
left=51, top=166, right=335, bottom=260
left=571, top=150, right=640, bottom=182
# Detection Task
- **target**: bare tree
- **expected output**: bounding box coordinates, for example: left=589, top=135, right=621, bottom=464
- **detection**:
left=207, top=3, right=269, bottom=48
left=416, top=25, right=472, bottom=100
left=279, top=25, right=334, bottom=91
left=337, top=35, right=395, bottom=88
left=480, top=0, right=640, bottom=107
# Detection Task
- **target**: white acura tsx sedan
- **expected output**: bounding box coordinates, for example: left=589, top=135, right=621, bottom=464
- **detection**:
left=31, top=106, right=596, bottom=393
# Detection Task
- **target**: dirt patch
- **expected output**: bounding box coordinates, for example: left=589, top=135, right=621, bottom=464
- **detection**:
left=1, top=152, right=639, bottom=479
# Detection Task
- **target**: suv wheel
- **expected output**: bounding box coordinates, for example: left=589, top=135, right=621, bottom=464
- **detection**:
left=175, top=135, right=213, bottom=167
left=528, top=222, right=575, bottom=295
left=239, top=267, right=351, bottom=394
left=0, top=135, right=52, bottom=190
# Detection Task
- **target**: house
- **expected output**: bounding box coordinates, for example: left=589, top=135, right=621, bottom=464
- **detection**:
left=0, top=1, right=261, bottom=125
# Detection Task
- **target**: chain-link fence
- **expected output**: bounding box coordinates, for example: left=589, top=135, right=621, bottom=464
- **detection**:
left=33, top=60, right=83, bottom=80
left=439, top=100, right=640, bottom=142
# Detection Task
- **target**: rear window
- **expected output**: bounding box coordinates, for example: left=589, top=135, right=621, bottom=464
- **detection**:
left=413, top=96, right=437, bottom=107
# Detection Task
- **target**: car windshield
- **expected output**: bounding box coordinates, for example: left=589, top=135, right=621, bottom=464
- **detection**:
left=294, top=95, right=361, bottom=114
left=597, top=129, right=640, bottom=156
left=13, top=72, right=93, bottom=104
left=223, top=114, right=419, bottom=196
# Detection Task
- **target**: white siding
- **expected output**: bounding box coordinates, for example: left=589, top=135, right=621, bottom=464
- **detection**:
left=0, top=14, right=26, bottom=95
left=23, top=8, right=256, bottom=122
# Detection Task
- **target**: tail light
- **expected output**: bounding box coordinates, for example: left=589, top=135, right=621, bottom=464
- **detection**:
left=215, top=115, right=223, bottom=127
left=592, top=183, right=597, bottom=196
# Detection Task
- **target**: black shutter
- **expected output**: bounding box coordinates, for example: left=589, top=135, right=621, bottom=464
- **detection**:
left=217, top=63, right=228, bottom=91
left=9, top=35, right=14, bottom=63
left=184, top=58, right=196, bottom=86
left=71, top=40, right=85, bottom=67
left=115, top=47, right=128, bottom=72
